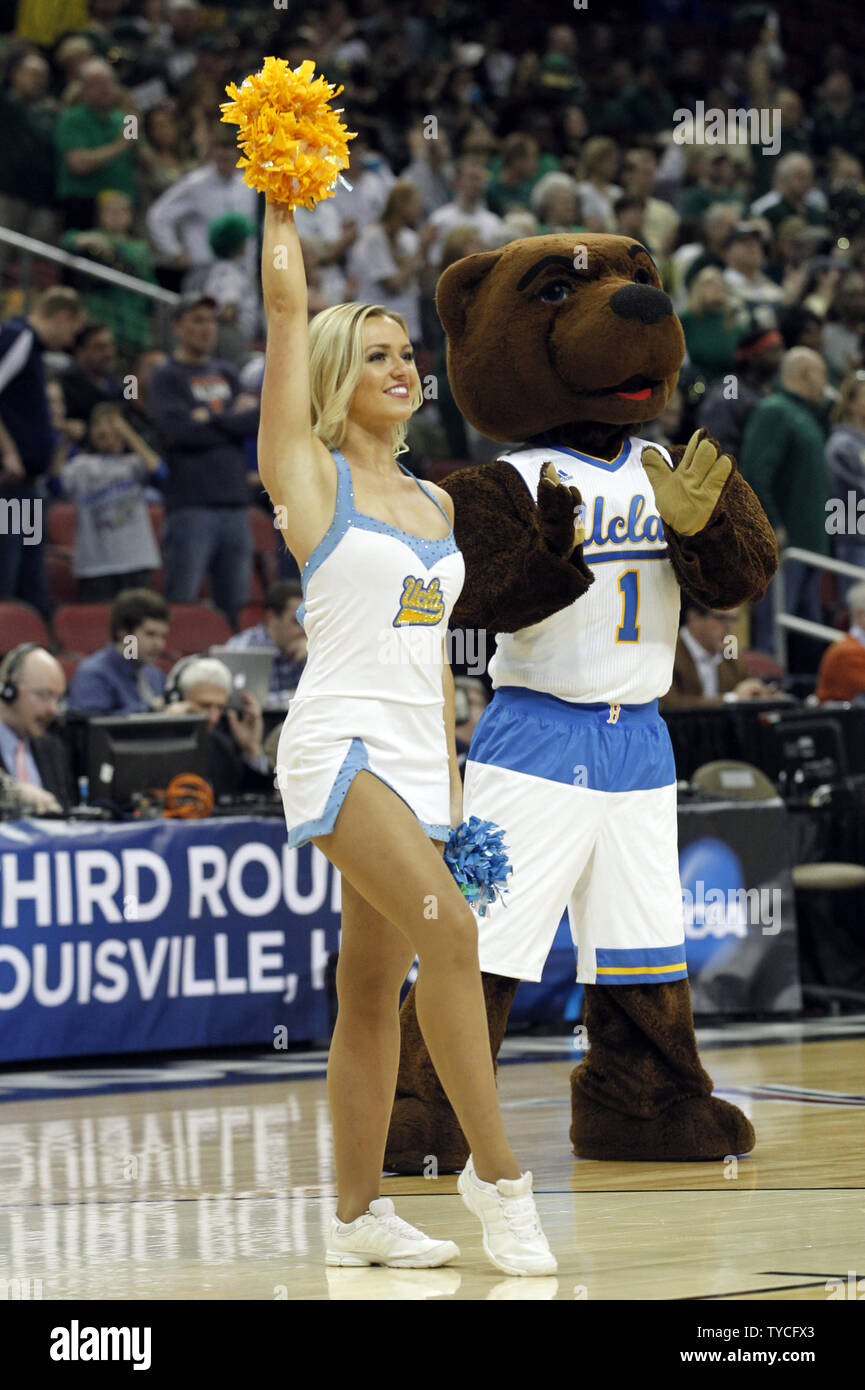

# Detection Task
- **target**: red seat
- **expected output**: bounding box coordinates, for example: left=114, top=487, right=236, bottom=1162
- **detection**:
left=149, top=566, right=164, bottom=594
left=744, top=649, right=785, bottom=682
left=45, top=551, right=78, bottom=603
left=47, top=502, right=77, bottom=548
left=248, top=569, right=264, bottom=603
left=53, top=603, right=111, bottom=656
left=166, top=603, right=233, bottom=659
left=238, top=603, right=265, bottom=631
left=0, top=601, right=51, bottom=655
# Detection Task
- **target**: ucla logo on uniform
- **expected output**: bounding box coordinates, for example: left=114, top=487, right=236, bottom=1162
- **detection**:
left=585, top=494, right=664, bottom=547
left=394, top=575, right=446, bottom=627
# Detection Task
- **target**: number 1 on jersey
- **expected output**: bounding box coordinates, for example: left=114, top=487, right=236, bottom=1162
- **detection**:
left=616, top=569, right=640, bottom=643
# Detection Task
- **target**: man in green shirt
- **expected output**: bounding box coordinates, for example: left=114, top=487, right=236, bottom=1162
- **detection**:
left=739, top=347, right=829, bottom=652
left=54, top=58, right=136, bottom=229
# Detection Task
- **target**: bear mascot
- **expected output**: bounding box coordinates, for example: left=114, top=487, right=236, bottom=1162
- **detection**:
left=384, top=233, right=778, bottom=1171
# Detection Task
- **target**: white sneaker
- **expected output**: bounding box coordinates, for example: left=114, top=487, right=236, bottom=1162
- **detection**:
left=325, top=1197, right=460, bottom=1268
left=458, top=1155, right=558, bottom=1277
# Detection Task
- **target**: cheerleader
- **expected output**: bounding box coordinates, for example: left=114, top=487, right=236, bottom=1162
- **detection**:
left=239, top=60, right=556, bottom=1276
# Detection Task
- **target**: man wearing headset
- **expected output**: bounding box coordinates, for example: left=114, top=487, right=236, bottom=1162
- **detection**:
left=0, top=644, right=75, bottom=814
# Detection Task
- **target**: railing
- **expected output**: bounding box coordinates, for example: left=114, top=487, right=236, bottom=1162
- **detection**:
left=0, top=225, right=179, bottom=358
left=773, top=546, right=865, bottom=666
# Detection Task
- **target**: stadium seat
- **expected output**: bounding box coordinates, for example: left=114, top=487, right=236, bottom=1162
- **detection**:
left=56, top=653, right=79, bottom=685
left=249, top=569, right=264, bottom=603
left=148, top=566, right=164, bottom=593
left=166, top=603, right=233, bottom=659
left=0, top=601, right=51, bottom=655
left=53, top=604, right=111, bottom=655
left=744, top=649, right=785, bottom=682
left=45, top=552, right=78, bottom=604
left=238, top=604, right=265, bottom=631
left=46, top=502, right=77, bottom=549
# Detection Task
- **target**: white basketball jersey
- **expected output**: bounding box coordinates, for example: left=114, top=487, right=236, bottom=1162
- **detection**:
left=489, top=438, right=682, bottom=703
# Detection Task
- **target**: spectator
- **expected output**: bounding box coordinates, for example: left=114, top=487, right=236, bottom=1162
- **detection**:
left=224, top=579, right=308, bottom=705
left=60, top=321, right=122, bottom=425
left=777, top=303, right=824, bottom=353
left=671, top=201, right=744, bottom=307
left=0, top=48, right=58, bottom=258
left=59, top=402, right=163, bottom=599
left=740, top=347, right=829, bottom=650
left=431, top=226, right=485, bottom=457
left=530, top=172, right=583, bottom=234
left=821, top=272, right=865, bottom=383
left=147, top=293, right=258, bottom=625
left=137, top=102, right=198, bottom=206
left=424, top=157, right=505, bottom=268
left=0, top=286, right=85, bottom=615
left=346, top=182, right=429, bottom=342
left=826, top=371, right=865, bottom=591
left=44, top=376, right=86, bottom=476
left=750, top=153, right=828, bottom=232
left=722, top=221, right=785, bottom=312
left=164, top=654, right=272, bottom=801
left=812, top=70, right=865, bottom=160
left=146, top=125, right=257, bottom=289
left=698, top=326, right=784, bottom=458
left=54, top=57, right=136, bottom=231
left=816, top=581, right=865, bottom=702
left=642, top=384, right=684, bottom=451
left=401, top=124, right=454, bottom=216
left=124, top=348, right=168, bottom=451
left=679, top=267, right=748, bottom=386
left=486, top=133, right=547, bottom=217
left=62, top=190, right=156, bottom=355
left=574, top=135, right=622, bottom=232
left=614, top=193, right=647, bottom=243
left=678, top=150, right=742, bottom=226
left=191, top=213, right=260, bottom=364
left=619, top=146, right=679, bottom=256
left=661, top=605, right=775, bottom=709
left=0, top=645, right=75, bottom=813
left=329, top=129, right=397, bottom=233
left=68, top=588, right=169, bottom=714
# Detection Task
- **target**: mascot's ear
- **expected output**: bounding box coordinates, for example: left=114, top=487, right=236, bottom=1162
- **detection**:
left=436, top=248, right=502, bottom=345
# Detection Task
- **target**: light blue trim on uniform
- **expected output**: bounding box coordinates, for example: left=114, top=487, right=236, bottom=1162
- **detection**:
left=584, top=547, right=668, bottom=563
left=548, top=438, right=633, bottom=473
left=297, top=451, right=457, bottom=629
left=286, top=735, right=451, bottom=849
left=467, top=685, right=676, bottom=792
left=577, top=943, right=689, bottom=984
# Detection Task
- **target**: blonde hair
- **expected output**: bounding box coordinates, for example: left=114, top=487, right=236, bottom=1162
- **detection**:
left=833, top=370, right=865, bottom=426
left=308, top=303, right=422, bottom=459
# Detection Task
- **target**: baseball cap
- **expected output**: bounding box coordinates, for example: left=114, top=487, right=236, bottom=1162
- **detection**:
left=171, top=292, right=217, bottom=321
left=725, top=220, right=770, bottom=248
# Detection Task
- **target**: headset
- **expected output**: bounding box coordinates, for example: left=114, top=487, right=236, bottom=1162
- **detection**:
left=163, top=655, right=200, bottom=705
left=0, top=643, right=42, bottom=704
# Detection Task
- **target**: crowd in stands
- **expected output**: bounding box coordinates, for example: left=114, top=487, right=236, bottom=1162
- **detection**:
left=3, top=0, right=865, bottom=795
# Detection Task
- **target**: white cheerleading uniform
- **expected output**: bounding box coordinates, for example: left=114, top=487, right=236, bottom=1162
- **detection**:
left=275, top=449, right=464, bottom=848
left=465, top=437, right=688, bottom=987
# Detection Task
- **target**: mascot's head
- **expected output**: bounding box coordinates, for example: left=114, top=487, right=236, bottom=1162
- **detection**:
left=436, top=232, right=685, bottom=442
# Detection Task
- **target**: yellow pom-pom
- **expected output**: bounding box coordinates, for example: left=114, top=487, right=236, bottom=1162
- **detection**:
left=220, top=56, right=356, bottom=210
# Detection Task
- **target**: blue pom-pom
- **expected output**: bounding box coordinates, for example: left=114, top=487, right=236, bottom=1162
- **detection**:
left=443, top=815, right=512, bottom=917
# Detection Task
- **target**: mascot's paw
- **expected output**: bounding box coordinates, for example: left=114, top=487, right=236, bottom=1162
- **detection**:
left=643, top=427, right=733, bottom=537
left=384, top=1097, right=470, bottom=1176
left=569, top=1087, right=756, bottom=1162
left=537, top=461, right=587, bottom=556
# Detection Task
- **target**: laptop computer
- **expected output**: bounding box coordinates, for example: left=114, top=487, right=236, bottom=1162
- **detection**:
left=210, top=647, right=275, bottom=707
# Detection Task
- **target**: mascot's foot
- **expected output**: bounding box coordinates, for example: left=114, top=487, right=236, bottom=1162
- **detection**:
left=384, top=1098, right=469, bottom=1176
left=570, top=1086, right=755, bottom=1162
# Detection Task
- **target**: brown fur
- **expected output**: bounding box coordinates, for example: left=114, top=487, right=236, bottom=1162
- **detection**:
left=384, top=233, right=770, bottom=1171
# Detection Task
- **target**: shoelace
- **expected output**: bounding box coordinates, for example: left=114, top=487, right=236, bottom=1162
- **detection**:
left=500, top=1194, right=544, bottom=1242
left=374, top=1210, right=429, bottom=1241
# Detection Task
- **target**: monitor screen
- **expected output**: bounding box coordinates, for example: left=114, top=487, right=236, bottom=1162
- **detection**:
left=87, top=714, right=209, bottom=807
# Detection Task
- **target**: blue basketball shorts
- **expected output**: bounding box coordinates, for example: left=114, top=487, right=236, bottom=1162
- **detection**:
left=463, top=686, right=687, bottom=985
